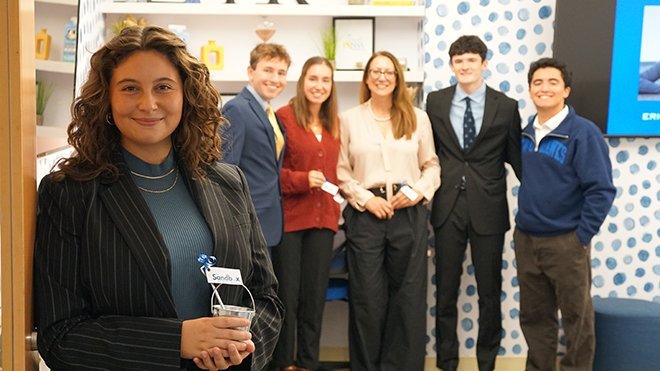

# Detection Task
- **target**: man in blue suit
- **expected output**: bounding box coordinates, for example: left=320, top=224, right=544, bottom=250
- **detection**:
left=222, top=43, right=291, bottom=248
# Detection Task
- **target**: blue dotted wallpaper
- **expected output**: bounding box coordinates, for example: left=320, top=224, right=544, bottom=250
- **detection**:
left=422, top=0, right=660, bottom=359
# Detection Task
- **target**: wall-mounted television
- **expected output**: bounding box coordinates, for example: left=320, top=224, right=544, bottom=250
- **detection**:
left=554, top=0, right=660, bottom=137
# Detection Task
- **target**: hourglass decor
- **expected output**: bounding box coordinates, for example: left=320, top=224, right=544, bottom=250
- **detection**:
left=255, top=18, right=276, bottom=43
left=261, top=0, right=309, bottom=3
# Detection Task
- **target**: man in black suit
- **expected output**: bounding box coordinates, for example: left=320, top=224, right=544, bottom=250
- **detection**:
left=426, top=35, right=522, bottom=371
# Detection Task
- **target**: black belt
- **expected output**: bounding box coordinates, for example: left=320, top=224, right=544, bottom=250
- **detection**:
left=369, top=183, right=401, bottom=197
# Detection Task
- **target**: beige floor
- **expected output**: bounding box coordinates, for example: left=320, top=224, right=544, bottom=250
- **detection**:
left=320, top=347, right=527, bottom=370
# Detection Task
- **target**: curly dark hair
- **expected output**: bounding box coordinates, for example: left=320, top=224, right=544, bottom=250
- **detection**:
left=528, top=57, right=573, bottom=88
left=448, top=35, right=488, bottom=63
left=55, top=25, right=224, bottom=182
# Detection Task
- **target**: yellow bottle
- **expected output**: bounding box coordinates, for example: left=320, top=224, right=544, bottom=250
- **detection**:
left=201, top=40, right=224, bottom=70
left=35, top=28, right=52, bottom=60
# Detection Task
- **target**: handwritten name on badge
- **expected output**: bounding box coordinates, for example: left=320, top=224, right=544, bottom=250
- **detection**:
left=206, top=267, right=244, bottom=285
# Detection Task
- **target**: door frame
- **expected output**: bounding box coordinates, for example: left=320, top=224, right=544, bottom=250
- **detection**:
left=1, top=0, right=38, bottom=370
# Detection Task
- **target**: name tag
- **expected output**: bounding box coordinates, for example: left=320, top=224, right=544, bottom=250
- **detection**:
left=321, top=180, right=339, bottom=195
left=206, top=267, right=244, bottom=285
left=400, top=185, right=419, bottom=201
left=333, top=193, right=345, bottom=204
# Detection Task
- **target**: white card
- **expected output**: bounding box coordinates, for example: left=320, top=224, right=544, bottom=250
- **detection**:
left=400, top=185, right=419, bottom=201
left=333, top=192, right=345, bottom=204
left=321, top=180, right=339, bottom=195
left=205, top=267, right=244, bottom=285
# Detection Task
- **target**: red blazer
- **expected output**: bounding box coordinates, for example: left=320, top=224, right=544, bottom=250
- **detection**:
left=277, top=104, right=340, bottom=232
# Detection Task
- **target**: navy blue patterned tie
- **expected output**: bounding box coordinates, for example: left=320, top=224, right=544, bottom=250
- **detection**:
left=463, top=97, right=476, bottom=151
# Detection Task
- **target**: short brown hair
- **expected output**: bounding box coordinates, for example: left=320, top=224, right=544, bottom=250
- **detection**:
left=249, top=43, right=291, bottom=69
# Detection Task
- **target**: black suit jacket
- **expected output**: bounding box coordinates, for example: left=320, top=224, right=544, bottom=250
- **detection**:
left=34, top=157, right=283, bottom=370
left=426, top=85, right=522, bottom=235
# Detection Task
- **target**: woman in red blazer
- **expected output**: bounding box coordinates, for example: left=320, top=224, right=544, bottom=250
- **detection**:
left=270, top=57, right=341, bottom=371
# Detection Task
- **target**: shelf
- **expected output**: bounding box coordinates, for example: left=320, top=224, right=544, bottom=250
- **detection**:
left=209, top=69, right=423, bottom=83
left=36, top=125, right=68, bottom=140
left=36, top=0, right=78, bottom=6
left=35, top=59, right=75, bottom=74
left=99, top=3, right=425, bottom=17
left=36, top=135, right=70, bottom=156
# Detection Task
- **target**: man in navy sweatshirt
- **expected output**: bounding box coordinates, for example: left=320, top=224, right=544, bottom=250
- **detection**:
left=514, top=58, right=615, bottom=371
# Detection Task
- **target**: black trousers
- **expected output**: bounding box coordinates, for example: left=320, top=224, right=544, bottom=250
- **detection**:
left=435, top=192, right=504, bottom=371
left=270, top=228, right=335, bottom=369
left=344, top=204, right=428, bottom=371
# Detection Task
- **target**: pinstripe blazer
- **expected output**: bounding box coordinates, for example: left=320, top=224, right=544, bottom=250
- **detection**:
left=34, top=156, right=284, bottom=370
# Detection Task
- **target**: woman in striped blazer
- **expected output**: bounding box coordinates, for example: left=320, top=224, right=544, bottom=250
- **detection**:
left=34, top=26, right=283, bottom=371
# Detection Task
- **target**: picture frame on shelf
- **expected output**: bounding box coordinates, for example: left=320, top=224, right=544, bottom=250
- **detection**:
left=333, top=17, right=375, bottom=71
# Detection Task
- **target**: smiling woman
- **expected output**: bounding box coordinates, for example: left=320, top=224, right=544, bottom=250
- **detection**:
left=109, top=50, right=184, bottom=164
left=337, top=51, right=440, bottom=370
left=271, top=56, right=340, bottom=371
left=33, top=25, right=283, bottom=371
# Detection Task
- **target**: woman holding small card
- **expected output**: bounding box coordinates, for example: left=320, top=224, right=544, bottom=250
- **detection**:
left=33, top=26, right=283, bottom=371
left=337, top=51, right=441, bottom=371
left=270, top=56, right=341, bottom=371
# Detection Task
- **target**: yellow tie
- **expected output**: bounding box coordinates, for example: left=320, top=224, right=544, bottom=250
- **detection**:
left=266, top=105, right=284, bottom=158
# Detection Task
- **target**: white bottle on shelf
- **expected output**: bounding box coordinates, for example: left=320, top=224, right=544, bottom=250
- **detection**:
left=62, top=17, right=77, bottom=63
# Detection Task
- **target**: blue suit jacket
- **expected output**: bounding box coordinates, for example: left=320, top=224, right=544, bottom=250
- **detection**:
left=221, top=87, right=285, bottom=247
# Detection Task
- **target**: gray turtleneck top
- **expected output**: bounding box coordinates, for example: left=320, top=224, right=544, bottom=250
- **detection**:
left=122, top=147, right=213, bottom=320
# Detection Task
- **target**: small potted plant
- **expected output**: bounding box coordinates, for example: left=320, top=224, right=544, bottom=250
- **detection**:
left=322, top=27, right=336, bottom=68
left=36, top=79, right=53, bottom=126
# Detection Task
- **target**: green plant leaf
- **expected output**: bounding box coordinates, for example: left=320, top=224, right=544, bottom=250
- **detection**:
left=322, top=27, right=336, bottom=60
left=36, top=80, right=54, bottom=115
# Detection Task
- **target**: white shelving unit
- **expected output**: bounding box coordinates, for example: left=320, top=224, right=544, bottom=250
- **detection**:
left=35, top=59, right=76, bottom=74
left=35, top=0, right=78, bottom=143
left=97, top=1, right=425, bottom=110
left=99, top=2, right=424, bottom=17
left=209, top=69, right=424, bottom=83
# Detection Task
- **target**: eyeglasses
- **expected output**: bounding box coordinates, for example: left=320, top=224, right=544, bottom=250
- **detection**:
left=368, top=69, right=396, bottom=80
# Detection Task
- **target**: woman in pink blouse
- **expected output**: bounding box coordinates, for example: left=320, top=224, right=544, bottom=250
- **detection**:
left=271, top=56, right=340, bottom=371
left=337, top=51, right=441, bottom=371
